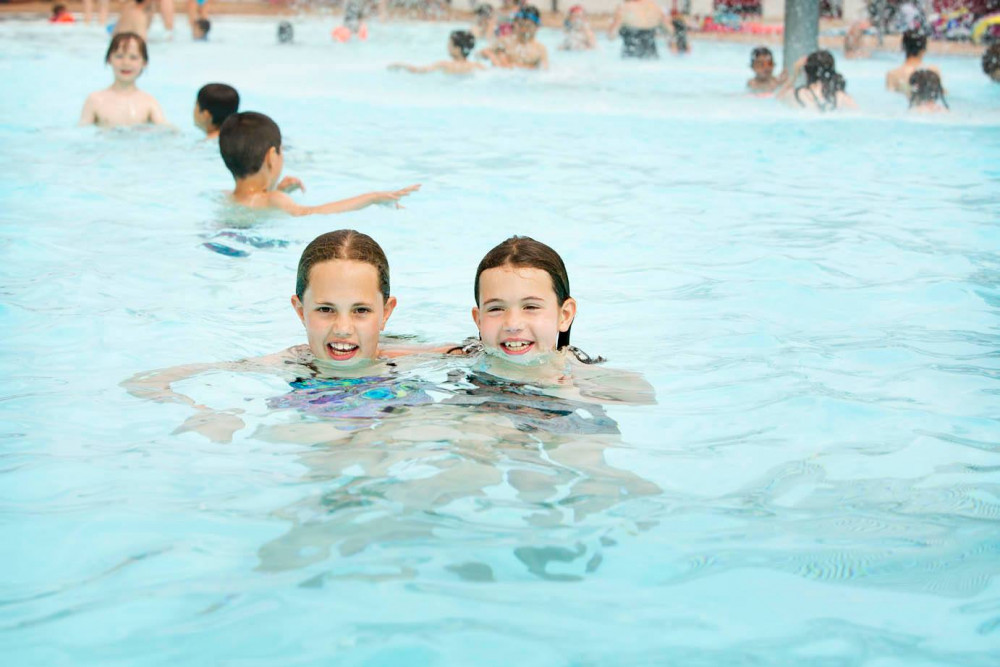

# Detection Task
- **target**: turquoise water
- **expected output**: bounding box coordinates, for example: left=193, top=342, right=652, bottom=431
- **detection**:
left=2, top=16, right=1000, bottom=665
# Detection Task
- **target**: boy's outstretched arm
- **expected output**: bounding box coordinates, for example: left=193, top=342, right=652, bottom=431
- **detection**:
left=268, top=184, right=421, bottom=217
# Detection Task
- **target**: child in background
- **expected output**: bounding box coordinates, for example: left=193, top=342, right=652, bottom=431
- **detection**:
left=983, top=44, right=1000, bottom=83
left=482, top=6, right=548, bottom=70
left=79, top=32, right=168, bottom=127
left=472, top=4, right=496, bottom=41
left=50, top=4, right=75, bottom=23
left=669, top=16, right=689, bottom=54
left=218, top=112, right=420, bottom=216
left=192, top=18, right=210, bottom=40
left=746, top=46, right=784, bottom=94
left=114, top=0, right=151, bottom=39
left=886, top=29, right=941, bottom=95
left=277, top=21, right=294, bottom=44
left=193, top=83, right=238, bottom=138
left=908, top=69, right=949, bottom=113
left=559, top=6, right=597, bottom=51
left=389, top=30, right=486, bottom=74
left=777, top=50, right=857, bottom=112
left=332, top=0, right=369, bottom=42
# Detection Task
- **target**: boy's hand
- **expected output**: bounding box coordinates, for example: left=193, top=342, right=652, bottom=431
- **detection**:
left=372, top=184, right=421, bottom=209
left=277, top=176, right=305, bottom=193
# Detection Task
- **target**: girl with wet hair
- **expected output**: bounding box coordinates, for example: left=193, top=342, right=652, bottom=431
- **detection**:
left=777, top=50, right=857, bottom=112
left=908, top=69, right=949, bottom=113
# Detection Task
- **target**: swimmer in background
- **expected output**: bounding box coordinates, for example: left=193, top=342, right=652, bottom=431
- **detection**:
left=777, top=50, right=857, bottom=112
left=218, top=112, right=419, bottom=215
left=886, top=29, right=941, bottom=96
left=559, top=5, right=598, bottom=51
left=332, top=0, right=370, bottom=42
left=193, top=83, right=238, bottom=138
left=669, top=16, right=689, bottom=55
left=843, top=19, right=871, bottom=59
left=50, top=4, right=75, bottom=22
left=277, top=21, right=294, bottom=44
left=79, top=32, right=169, bottom=127
left=453, top=236, right=655, bottom=405
left=606, top=0, right=670, bottom=59
left=746, top=46, right=786, bottom=94
left=481, top=5, right=548, bottom=70
left=984, top=44, right=1000, bottom=83
left=471, top=4, right=497, bottom=42
left=908, top=69, right=949, bottom=113
left=83, top=0, right=110, bottom=26
left=123, top=230, right=447, bottom=443
left=388, top=30, right=486, bottom=74
left=187, top=0, right=210, bottom=40
left=114, top=0, right=152, bottom=39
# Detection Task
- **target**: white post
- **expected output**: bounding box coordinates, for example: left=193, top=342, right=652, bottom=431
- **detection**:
left=761, top=0, right=783, bottom=21
left=841, top=0, right=867, bottom=22
left=689, top=0, right=713, bottom=16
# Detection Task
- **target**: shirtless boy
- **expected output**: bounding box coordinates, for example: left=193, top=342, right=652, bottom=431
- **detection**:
left=886, top=29, right=941, bottom=95
left=746, top=46, right=785, bottom=94
left=219, top=111, right=420, bottom=216
left=193, top=83, right=238, bottom=138
left=389, top=30, right=486, bottom=75
left=79, top=33, right=168, bottom=128
left=482, top=5, right=548, bottom=70
left=607, top=0, right=669, bottom=59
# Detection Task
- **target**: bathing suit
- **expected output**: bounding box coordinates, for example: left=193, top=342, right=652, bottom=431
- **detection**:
left=794, top=86, right=836, bottom=112
left=449, top=372, right=620, bottom=436
left=268, top=375, right=434, bottom=428
left=619, top=26, right=658, bottom=59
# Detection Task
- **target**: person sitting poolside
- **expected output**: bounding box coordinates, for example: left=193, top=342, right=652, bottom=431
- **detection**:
left=79, top=32, right=168, bottom=127
left=983, top=44, right=1000, bottom=83
left=606, top=0, right=669, bottom=59
left=389, top=30, right=486, bottom=75
left=746, top=46, right=786, bottom=94
left=886, top=29, right=941, bottom=96
left=909, top=69, right=949, bottom=113
left=559, top=6, right=597, bottom=51
left=777, top=50, right=857, bottom=112
left=481, top=5, right=548, bottom=70
left=193, top=83, right=238, bottom=138
left=218, top=111, right=419, bottom=216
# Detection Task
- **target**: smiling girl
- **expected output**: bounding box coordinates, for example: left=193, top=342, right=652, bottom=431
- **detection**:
left=79, top=33, right=168, bottom=128
left=123, top=230, right=435, bottom=442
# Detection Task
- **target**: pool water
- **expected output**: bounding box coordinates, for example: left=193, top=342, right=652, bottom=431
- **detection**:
left=2, top=15, right=1000, bottom=666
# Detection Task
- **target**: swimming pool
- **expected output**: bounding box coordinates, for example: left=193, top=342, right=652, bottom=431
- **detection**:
left=2, top=14, right=999, bottom=665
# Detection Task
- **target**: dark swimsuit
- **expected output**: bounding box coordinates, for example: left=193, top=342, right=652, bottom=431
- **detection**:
left=794, top=86, right=836, bottom=112
left=620, top=26, right=658, bottom=59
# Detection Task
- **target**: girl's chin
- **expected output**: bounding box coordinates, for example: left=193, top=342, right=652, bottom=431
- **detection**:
left=483, top=345, right=557, bottom=367
left=312, top=351, right=378, bottom=373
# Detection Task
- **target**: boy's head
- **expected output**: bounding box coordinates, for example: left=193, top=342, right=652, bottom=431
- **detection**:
left=449, top=30, right=476, bottom=60
left=52, top=4, right=67, bottom=16
left=194, top=83, right=240, bottom=134
left=902, top=29, right=926, bottom=58
left=515, top=6, right=540, bottom=40
left=984, top=44, right=1000, bottom=83
left=105, top=31, right=148, bottom=66
left=278, top=21, right=294, bottom=44
left=193, top=19, right=211, bottom=41
left=750, top=46, right=774, bottom=78
left=567, top=5, right=584, bottom=25
left=475, top=4, right=493, bottom=21
left=218, top=112, right=282, bottom=184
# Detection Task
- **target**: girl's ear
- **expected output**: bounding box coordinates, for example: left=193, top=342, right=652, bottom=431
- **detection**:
left=558, top=297, right=577, bottom=332
left=291, top=295, right=305, bottom=324
left=381, top=296, right=397, bottom=330
left=471, top=306, right=481, bottom=331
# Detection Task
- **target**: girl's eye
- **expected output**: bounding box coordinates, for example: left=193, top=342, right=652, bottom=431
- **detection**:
left=487, top=306, right=504, bottom=313
left=354, top=307, right=372, bottom=315
left=316, top=306, right=334, bottom=313
left=524, top=304, right=540, bottom=310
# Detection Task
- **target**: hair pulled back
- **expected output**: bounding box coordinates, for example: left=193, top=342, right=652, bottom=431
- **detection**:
left=475, top=236, right=573, bottom=348
left=803, top=50, right=843, bottom=108
left=296, top=230, right=390, bottom=301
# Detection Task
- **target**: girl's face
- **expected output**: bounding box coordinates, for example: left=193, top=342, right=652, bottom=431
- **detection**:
left=292, top=260, right=396, bottom=366
left=472, top=265, right=576, bottom=360
left=108, top=39, right=146, bottom=83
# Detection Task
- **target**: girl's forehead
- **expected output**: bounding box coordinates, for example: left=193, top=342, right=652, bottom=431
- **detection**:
left=307, top=259, right=381, bottom=297
left=479, top=266, right=555, bottom=296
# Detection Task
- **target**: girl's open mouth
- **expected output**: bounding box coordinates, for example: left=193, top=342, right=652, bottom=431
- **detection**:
left=326, top=342, right=359, bottom=361
left=501, top=340, right=534, bottom=355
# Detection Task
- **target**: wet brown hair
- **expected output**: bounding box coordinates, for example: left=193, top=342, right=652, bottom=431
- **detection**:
left=909, top=69, right=948, bottom=109
left=218, top=111, right=281, bottom=179
left=474, top=236, right=574, bottom=348
left=295, top=230, right=390, bottom=302
left=105, top=32, right=148, bottom=64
